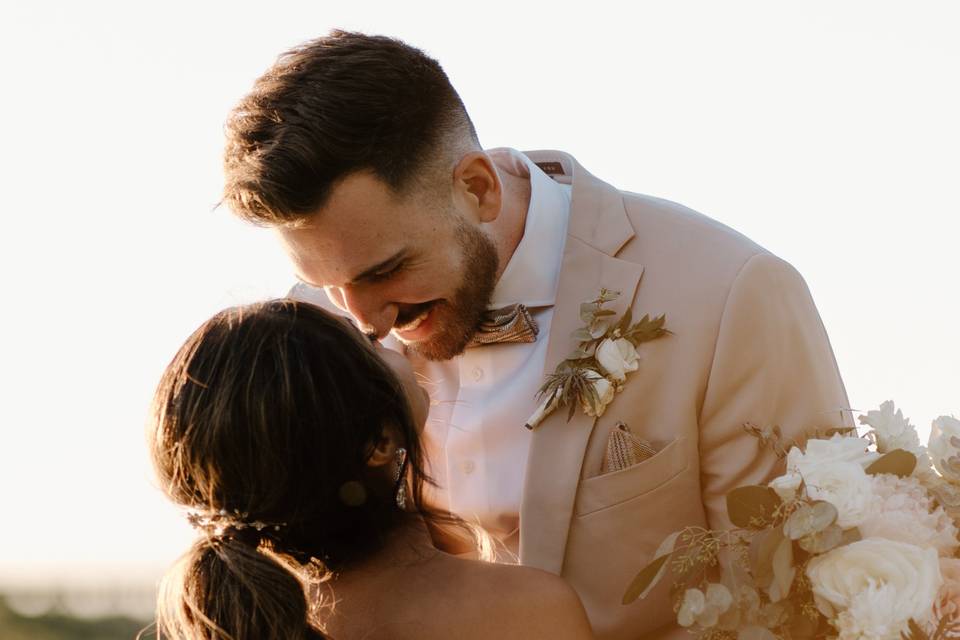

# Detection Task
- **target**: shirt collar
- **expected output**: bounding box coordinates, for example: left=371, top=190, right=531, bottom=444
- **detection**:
left=487, top=148, right=572, bottom=309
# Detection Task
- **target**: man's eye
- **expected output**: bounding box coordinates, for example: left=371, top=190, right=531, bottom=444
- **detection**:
left=370, top=263, right=402, bottom=282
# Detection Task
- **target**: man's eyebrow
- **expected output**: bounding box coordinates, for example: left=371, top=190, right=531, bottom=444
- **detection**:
left=349, top=249, right=407, bottom=284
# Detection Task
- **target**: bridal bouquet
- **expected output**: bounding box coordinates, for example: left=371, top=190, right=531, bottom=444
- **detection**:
left=624, top=402, right=960, bottom=640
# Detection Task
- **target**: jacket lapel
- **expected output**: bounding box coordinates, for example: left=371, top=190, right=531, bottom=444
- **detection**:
left=519, top=152, right=644, bottom=574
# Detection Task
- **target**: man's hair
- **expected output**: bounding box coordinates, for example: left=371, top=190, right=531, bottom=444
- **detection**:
left=222, top=31, right=480, bottom=226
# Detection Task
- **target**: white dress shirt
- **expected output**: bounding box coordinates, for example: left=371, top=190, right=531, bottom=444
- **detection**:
left=411, top=148, right=571, bottom=555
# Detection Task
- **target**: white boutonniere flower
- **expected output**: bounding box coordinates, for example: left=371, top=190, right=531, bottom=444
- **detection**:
left=596, top=337, right=640, bottom=382
left=524, top=288, right=670, bottom=429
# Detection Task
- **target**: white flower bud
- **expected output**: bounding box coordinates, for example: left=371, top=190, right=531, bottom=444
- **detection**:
left=595, top=337, right=640, bottom=382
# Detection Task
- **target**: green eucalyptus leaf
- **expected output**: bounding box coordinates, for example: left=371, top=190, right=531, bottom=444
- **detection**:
left=580, top=302, right=598, bottom=323
left=589, top=320, right=611, bottom=339
left=749, top=527, right=784, bottom=589
left=866, top=449, right=917, bottom=477
left=727, top=485, right=783, bottom=529
left=622, top=531, right=680, bottom=604
left=769, top=535, right=795, bottom=602
left=798, top=523, right=844, bottom=554
left=783, top=501, right=838, bottom=540
left=571, top=328, right=594, bottom=343
left=622, top=554, right=669, bottom=604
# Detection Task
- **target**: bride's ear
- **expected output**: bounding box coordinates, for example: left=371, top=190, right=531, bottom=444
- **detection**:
left=366, top=425, right=401, bottom=469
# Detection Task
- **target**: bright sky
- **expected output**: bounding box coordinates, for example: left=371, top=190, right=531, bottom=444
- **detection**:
left=1, top=1, right=958, bottom=589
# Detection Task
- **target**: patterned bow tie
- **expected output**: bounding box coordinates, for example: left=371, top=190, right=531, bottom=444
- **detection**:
left=466, top=303, right=540, bottom=348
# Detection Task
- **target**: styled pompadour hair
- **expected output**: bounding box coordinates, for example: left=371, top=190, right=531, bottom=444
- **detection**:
left=222, top=31, right=479, bottom=226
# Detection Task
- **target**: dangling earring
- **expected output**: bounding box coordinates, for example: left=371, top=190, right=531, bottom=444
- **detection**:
left=394, top=447, right=408, bottom=509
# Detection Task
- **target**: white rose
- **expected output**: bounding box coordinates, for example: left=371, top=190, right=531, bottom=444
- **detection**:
left=595, top=337, right=639, bottom=382
left=581, top=370, right=615, bottom=417
left=929, top=415, right=960, bottom=483
left=806, top=538, right=941, bottom=640
left=782, top=435, right=879, bottom=527
left=787, top=434, right=880, bottom=473
left=802, top=461, right=874, bottom=528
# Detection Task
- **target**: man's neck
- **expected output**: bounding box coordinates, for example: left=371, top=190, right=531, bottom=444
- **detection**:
left=485, top=168, right=531, bottom=283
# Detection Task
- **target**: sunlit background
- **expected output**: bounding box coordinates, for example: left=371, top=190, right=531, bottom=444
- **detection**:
left=2, top=0, right=958, bottom=634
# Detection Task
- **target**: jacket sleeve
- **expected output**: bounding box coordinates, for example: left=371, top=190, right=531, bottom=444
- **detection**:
left=697, top=252, right=853, bottom=530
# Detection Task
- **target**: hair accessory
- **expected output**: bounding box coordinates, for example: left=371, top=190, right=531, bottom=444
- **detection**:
left=394, top=447, right=408, bottom=509
left=186, top=508, right=286, bottom=537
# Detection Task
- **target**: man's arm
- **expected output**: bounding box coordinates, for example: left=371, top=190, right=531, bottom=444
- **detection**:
left=697, top=252, right=852, bottom=530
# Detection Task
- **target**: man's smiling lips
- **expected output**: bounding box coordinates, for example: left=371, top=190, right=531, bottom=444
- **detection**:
left=393, top=304, right=437, bottom=341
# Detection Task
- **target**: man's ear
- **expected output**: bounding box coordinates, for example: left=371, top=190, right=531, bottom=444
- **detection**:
left=366, top=426, right=401, bottom=469
left=452, top=152, right=502, bottom=223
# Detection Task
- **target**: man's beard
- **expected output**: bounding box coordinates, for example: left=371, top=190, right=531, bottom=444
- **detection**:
left=402, top=221, right=498, bottom=361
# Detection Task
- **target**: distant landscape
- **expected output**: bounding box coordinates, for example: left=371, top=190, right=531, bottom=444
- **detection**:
left=0, top=592, right=153, bottom=639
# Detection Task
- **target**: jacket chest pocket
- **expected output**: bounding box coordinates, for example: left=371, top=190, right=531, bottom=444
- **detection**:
left=575, top=436, right=690, bottom=517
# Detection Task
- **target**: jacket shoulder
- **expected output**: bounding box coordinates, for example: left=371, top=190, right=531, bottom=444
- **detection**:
left=620, top=191, right=768, bottom=269
left=614, top=191, right=803, bottom=325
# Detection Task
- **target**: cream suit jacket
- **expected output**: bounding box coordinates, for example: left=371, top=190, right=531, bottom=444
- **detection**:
left=515, top=150, right=851, bottom=639
left=290, top=150, right=851, bottom=639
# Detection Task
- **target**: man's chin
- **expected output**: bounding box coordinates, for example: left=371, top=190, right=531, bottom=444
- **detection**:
left=403, top=338, right=471, bottom=362
left=397, top=321, right=475, bottom=362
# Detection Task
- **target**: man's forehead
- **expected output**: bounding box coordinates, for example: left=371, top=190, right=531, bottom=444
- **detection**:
left=325, top=169, right=408, bottom=212
left=278, top=171, right=446, bottom=284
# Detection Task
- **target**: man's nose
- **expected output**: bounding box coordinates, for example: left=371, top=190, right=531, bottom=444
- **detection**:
left=337, top=286, right=398, bottom=339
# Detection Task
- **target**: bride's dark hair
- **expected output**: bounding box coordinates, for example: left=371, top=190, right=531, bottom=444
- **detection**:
left=147, top=300, right=441, bottom=639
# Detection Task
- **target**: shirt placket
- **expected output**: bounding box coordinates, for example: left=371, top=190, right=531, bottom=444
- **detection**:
left=445, top=347, right=494, bottom=520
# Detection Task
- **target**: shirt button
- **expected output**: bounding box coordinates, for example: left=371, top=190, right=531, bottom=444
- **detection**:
left=462, top=460, right=476, bottom=475
left=472, top=367, right=484, bottom=382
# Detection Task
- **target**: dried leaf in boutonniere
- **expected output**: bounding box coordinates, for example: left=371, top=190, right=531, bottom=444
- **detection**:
left=524, top=288, right=670, bottom=429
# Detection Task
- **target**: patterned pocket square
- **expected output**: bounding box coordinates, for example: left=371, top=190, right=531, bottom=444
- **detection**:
left=601, top=421, right=659, bottom=474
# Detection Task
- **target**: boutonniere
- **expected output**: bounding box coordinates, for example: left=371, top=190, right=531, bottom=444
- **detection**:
left=524, top=288, right=670, bottom=430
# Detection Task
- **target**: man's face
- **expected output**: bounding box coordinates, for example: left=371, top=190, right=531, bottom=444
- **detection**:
left=279, top=171, right=499, bottom=361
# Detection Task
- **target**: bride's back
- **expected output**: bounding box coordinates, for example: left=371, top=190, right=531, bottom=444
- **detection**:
left=324, top=538, right=593, bottom=640
left=148, top=301, right=592, bottom=639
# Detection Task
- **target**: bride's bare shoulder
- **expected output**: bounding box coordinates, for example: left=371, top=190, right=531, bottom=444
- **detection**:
left=329, top=554, right=594, bottom=640
left=430, top=558, right=595, bottom=639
